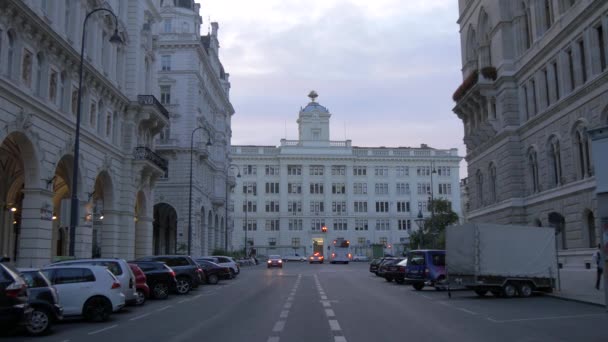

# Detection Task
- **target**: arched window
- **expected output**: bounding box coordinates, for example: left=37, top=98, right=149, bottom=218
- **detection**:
left=544, top=0, right=553, bottom=31
left=522, top=2, right=532, bottom=50
left=548, top=137, right=562, bottom=186
left=489, top=163, right=497, bottom=203
left=476, top=169, right=484, bottom=207
left=574, top=125, right=591, bottom=179
left=528, top=148, right=539, bottom=193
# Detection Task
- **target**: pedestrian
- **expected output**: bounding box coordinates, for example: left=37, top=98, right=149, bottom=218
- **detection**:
left=593, top=244, right=604, bottom=290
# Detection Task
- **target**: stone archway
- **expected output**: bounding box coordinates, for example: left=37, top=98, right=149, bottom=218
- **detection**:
left=153, top=203, right=177, bottom=255
left=548, top=212, right=566, bottom=250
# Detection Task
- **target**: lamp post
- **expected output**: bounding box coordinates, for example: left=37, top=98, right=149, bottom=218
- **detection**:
left=227, top=164, right=241, bottom=252
left=69, top=9, right=123, bottom=257
left=188, top=126, right=212, bottom=256
left=414, top=210, right=425, bottom=249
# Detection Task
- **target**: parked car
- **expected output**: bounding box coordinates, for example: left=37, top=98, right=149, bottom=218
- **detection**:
left=195, top=260, right=231, bottom=284
left=41, top=265, right=125, bottom=322
left=128, top=264, right=149, bottom=305
left=137, top=256, right=202, bottom=294
left=369, top=258, right=383, bottom=274
left=376, top=258, right=402, bottom=278
left=0, top=263, right=32, bottom=334
left=282, top=253, right=306, bottom=262
left=352, top=255, right=370, bottom=262
left=17, top=269, right=63, bottom=335
left=129, top=261, right=177, bottom=299
left=404, top=250, right=446, bottom=291
left=267, top=255, right=283, bottom=268
left=50, top=258, right=137, bottom=306
left=211, top=256, right=240, bottom=276
left=309, top=253, right=324, bottom=264
left=382, top=258, right=408, bottom=283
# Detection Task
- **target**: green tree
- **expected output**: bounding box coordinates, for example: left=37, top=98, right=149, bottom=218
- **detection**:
left=412, top=199, right=459, bottom=249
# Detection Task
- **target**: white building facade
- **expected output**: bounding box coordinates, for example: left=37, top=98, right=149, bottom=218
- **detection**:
left=454, top=0, right=608, bottom=267
left=230, top=93, right=461, bottom=257
left=0, top=0, right=169, bottom=267
left=153, top=0, right=234, bottom=256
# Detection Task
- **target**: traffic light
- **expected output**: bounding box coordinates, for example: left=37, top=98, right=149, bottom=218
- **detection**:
left=321, top=226, right=327, bottom=233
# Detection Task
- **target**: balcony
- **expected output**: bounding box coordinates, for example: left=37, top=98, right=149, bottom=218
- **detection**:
left=138, top=95, right=169, bottom=120
left=134, top=146, right=168, bottom=174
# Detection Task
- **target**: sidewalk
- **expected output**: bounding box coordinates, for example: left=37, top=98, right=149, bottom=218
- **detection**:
left=550, top=268, right=605, bottom=306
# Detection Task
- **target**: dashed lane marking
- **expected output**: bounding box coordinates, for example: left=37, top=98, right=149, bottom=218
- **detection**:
left=273, top=321, right=286, bottom=332
left=129, top=312, right=152, bottom=321
left=325, top=309, right=335, bottom=317
left=156, top=305, right=172, bottom=312
left=458, top=308, right=478, bottom=315
left=334, top=337, right=348, bottom=342
left=486, top=313, right=606, bottom=323
left=329, top=320, right=341, bottom=331
left=321, top=295, right=328, bottom=300
left=267, top=337, right=280, bottom=342
left=88, top=324, right=118, bottom=335
left=284, top=302, right=292, bottom=309
left=321, top=301, right=331, bottom=307
left=280, top=310, right=289, bottom=318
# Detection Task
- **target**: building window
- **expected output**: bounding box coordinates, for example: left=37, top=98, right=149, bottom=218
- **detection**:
left=375, top=201, right=389, bottom=213
left=375, top=183, right=389, bottom=195
left=89, top=101, right=97, bottom=128
left=289, top=220, right=303, bottom=231
left=160, top=85, right=171, bottom=104
left=311, top=219, right=325, bottom=231
left=417, top=166, right=431, bottom=176
left=543, top=68, right=550, bottom=107
left=164, top=19, right=172, bottom=33
left=375, top=220, right=390, bottom=231
left=288, top=165, right=302, bottom=176
left=35, top=52, right=45, bottom=96
left=288, top=183, right=302, bottom=194
left=268, top=237, right=277, bottom=246
left=310, top=201, right=324, bottom=213
left=528, top=149, right=540, bottom=193
left=597, top=25, right=606, bottom=72
left=522, top=84, right=529, bottom=120
left=354, top=201, right=367, bottom=213
left=396, top=183, right=409, bottom=195
left=396, top=201, right=410, bottom=213
left=332, top=183, right=346, bottom=194
left=574, top=126, right=592, bottom=179
left=530, top=79, right=537, bottom=115
left=489, top=163, right=497, bottom=203
left=552, top=61, right=560, bottom=100
left=544, top=0, right=553, bottom=31
left=243, top=165, right=257, bottom=176
left=396, top=166, right=409, bottom=177
left=374, top=166, right=389, bottom=176
left=265, top=182, right=280, bottom=194
left=243, top=220, right=257, bottom=231
left=265, top=201, right=280, bottom=213
left=161, top=55, right=171, bottom=71
left=71, top=87, right=79, bottom=115
left=265, top=165, right=280, bottom=175
left=332, top=166, right=346, bottom=175
left=309, top=165, right=324, bottom=176
left=242, top=201, right=257, bottom=213
left=242, top=182, right=257, bottom=195
left=353, top=183, right=367, bottom=195
left=438, top=183, right=452, bottom=195
left=353, top=166, right=367, bottom=176
left=106, top=112, right=112, bottom=137
left=579, top=40, right=587, bottom=83
left=522, top=2, right=532, bottom=50
left=49, top=70, right=57, bottom=103
left=398, top=219, right=411, bottom=231
left=437, top=166, right=451, bottom=176
left=291, top=237, right=301, bottom=246
left=333, top=219, right=347, bottom=231
left=22, top=49, right=33, bottom=87
left=310, top=183, right=324, bottom=194
left=332, top=201, right=347, bottom=214
left=355, top=219, right=368, bottom=231
left=417, top=183, right=431, bottom=195
left=357, top=237, right=366, bottom=245
left=476, top=170, right=484, bottom=205
left=265, top=220, right=280, bottom=231
left=567, top=49, right=575, bottom=91
left=418, top=201, right=428, bottom=212
left=549, top=137, right=562, bottom=186
left=288, top=201, right=302, bottom=214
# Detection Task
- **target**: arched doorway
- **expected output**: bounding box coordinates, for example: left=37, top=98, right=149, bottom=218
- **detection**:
left=548, top=212, right=566, bottom=250
left=153, top=203, right=177, bottom=254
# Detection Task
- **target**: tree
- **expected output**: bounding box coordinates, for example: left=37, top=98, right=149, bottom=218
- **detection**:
left=412, top=199, right=459, bottom=250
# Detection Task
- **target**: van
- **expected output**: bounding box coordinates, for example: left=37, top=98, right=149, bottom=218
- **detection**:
left=404, top=250, right=446, bottom=291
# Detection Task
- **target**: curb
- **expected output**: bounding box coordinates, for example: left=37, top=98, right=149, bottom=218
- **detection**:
left=545, top=293, right=605, bottom=307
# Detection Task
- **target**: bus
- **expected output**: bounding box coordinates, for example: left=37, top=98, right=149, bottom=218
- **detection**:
left=330, top=238, right=352, bottom=264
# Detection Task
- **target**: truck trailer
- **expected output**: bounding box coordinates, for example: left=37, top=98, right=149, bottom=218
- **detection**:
left=446, top=223, right=557, bottom=298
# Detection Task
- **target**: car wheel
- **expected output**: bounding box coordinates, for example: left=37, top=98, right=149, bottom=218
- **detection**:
left=395, top=278, right=404, bottom=284
left=152, top=283, right=169, bottom=299
left=517, top=282, right=533, bottom=298
left=83, top=296, right=112, bottom=322
left=385, top=276, right=393, bottom=282
left=474, top=289, right=488, bottom=297
left=503, top=283, right=517, bottom=298
left=136, top=289, right=146, bottom=305
left=229, top=269, right=236, bottom=278
left=374, top=272, right=380, bottom=277
left=413, top=283, right=424, bottom=291
left=208, top=274, right=219, bottom=285
left=176, top=277, right=191, bottom=294
left=26, top=307, right=51, bottom=335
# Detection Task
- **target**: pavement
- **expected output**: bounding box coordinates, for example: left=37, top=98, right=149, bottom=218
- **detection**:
left=5, top=262, right=608, bottom=342
left=551, top=267, right=606, bottom=306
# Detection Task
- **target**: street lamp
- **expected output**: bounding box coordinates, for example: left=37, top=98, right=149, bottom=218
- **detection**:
left=69, top=8, right=123, bottom=257
left=188, top=126, right=213, bottom=256
left=226, top=164, right=241, bottom=252
left=414, top=209, right=426, bottom=249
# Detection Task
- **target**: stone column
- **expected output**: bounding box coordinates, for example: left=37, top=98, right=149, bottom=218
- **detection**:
left=17, top=188, right=54, bottom=267
left=74, top=200, right=92, bottom=259
left=135, top=216, right=153, bottom=259
left=101, top=209, right=120, bottom=257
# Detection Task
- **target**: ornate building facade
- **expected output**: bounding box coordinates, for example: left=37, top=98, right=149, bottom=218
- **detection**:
left=454, top=0, right=607, bottom=266
left=0, top=0, right=170, bottom=267
left=153, top=0, right=234, bottom=256
left=230, top=93, right=461, bottom=257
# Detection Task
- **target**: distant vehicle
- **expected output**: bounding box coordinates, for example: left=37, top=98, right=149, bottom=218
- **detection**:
left=129, top=261, right=177, bottom=299
left=447, top=223, right=556, bottom=297
left=309, top=252, right=324, bottom=264
left=329, top=238, right=352, bottom=264
left=282, top=253, right=306, bottom=262
left=0, top=263, right=32, bottom=333
left=128, top=264, right=149, bottom=305
left=267, top=255, right=283, bottom=268
left=404, top=250, right=445, bottom=291
left=18, top=268, right=63, bottom=335
left=383, top=258, right=408, bottom=284
left=352, top=255, right=369, bottom=262
left=41, top=265, right=125, bottom=322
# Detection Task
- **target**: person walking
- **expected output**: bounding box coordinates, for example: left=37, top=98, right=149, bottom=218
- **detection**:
left=593, top=244, right=604, bottom=290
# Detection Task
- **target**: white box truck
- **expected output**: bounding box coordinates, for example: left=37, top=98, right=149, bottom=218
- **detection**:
left=446, top=223, right=557, bottom=298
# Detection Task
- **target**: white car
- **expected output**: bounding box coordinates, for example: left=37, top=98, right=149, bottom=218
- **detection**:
left=211, top=256, right=240, bottom=276
left=282, top=253, right=307, bottom=262
left=41, top=265, right=125, bottom=322
left=352, top=255, right=370, bottom=262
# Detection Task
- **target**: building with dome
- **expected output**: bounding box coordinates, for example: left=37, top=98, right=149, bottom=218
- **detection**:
left=229, top=93, right=461, bottom=256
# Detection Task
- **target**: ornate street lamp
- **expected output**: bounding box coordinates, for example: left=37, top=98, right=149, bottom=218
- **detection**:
left=188, top=126, right=212, bottom=255
left=414, top=210, right=426, bottom=249
left=69, top=8, right=123, bottom=256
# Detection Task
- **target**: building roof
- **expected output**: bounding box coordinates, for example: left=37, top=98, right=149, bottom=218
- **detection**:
left=301, top=101, right=329, bottom=114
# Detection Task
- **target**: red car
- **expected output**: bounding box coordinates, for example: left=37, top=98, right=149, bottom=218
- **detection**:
left=128, top=263, right=150, bottom=305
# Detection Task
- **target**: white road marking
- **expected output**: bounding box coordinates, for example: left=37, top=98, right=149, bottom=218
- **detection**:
left=321, top=295, right=328, bottom=300
left=280, top=310, right=289, bottom=318
left=192, top=294, right=202, bottom=300
left=61, top=340, right=70, bottom=342
left=156, top=305, right=172, bottom=312
left=273, top=321, right=285, bottom=332
left=88, top=324, right=118, bottom=335
left=438, top=301, right=451, bottom=307
left=335, top=337, right=348, bottom=342
left=487, top=313, right=606, bottom=323
left=329, top=320, right=341, bottom=331
left=321, top=301, right=331, bottom=307
left=421, top=295, right=433, bottom=299
left=178, top=299, right=190, bottom=303
left=458, top=308, right=478, bottom=315
left=287, top=296, right=294, bottom=302
left=267, top=337, right=280, bottom=342
left=325, top=309, right=335, bottom=317
left=129, top=312, right=152, bottom=321
left=284, top=302, right=292, bottom=309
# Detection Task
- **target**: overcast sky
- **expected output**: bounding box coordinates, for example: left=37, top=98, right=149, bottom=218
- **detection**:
left=201, top=0, right=466, bottom=175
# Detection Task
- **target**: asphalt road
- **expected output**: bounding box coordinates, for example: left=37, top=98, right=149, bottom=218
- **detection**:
left=6, top=262, right=608, bottom=342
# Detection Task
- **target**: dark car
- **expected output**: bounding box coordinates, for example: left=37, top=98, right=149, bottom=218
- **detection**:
left=130, top=261, right=177, bottom=299
left=376, top=258, right=402, bottom=277
left=195, top=259, right=231, bottom=284
left=0, top=263, right=32, bottom=335
left=382, top=259, right=408, bottom=283
left=267, top=255, right=283, bottom=268
left=369, top=258, right=384, bottom=274
left=128, top=264, right=150, bottom=305
left=405, top=250, right=446, bottom=291
left=18, top=269, right=63, bottom=335
left=136, top=256, right=201, bottom=294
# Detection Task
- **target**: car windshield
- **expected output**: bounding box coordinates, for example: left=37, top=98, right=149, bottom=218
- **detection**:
left=269, top=255, right=281, bottom=259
